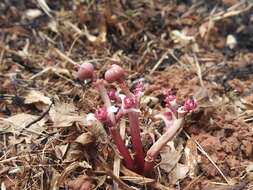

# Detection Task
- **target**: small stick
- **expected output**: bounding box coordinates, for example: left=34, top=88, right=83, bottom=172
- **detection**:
left=23, top=101, right=53, bottom=130
left=150, top=49, right=170, bottom=75
left=54, top=48, right=78, bottom=66
left=193, top=53, right=204, bottom=87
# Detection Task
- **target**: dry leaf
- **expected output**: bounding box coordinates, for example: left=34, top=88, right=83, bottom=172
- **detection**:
left=75, top=132, right=94, bottom=145
left=24, top=90, right=52, bottom=110
left=184, top=138, right=199, bottom=178
left=168, top=163, right=189, bottom=184
left=55, top=144, right=69, bottom=160
left=245, top=163, right=253, bottom=180
left=246, top=163, right=253, bottom=173
left=64, top=143, right=84, bottom=163
left=67, top=176, right=94, bottom=190
left=49, top=102, right=83, bottom=127
left=159, top=141, right=184, bottom=173
left=53, top=161, right=92, bottom=190
left=241, top=97, right=253, bottom=108
left=0, top=113, right=46, bottom=136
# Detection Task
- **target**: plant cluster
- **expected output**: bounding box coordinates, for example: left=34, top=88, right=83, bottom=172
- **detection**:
left=77, top=63, right=196, bottom=176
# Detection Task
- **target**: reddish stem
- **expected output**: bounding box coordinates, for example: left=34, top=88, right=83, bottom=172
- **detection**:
left=143, top=118, right=184, bottom=175
left=128, top=112, right=145, bottom=172
left=96, top=81, right=135, bottom=170
left=109, top=127, right=135, bottom=171
left=117, top=81, right=145, bottom=171
left=96, top=82, right=116, bottom=124
left=115, top=108, right=124, bottom=122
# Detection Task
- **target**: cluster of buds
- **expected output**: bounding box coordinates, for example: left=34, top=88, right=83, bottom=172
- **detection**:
left=78, top=63, right=196, bottom=176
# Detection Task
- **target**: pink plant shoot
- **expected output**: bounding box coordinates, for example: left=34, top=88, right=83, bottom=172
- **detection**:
left=183, top=97, right=197, bottom=112
left=108, top=89, right=118, bottom=102
left=79, top=63, right=196, bottom=176
left=104, top=64, right=125, bottom=83
left=123, top=96, right=136, bottom=109
left=164, top=94, right=177, bottom=107
left=94, top=106, right=108, bottom=123
left=164, top=111, right=173, bottom=121
left=77, top=62, right=95, bottom=81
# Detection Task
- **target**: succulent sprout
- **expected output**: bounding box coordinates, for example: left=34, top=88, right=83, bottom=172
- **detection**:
left=104, top=64, right=125, bottom=83
left=77, top=62, right=95, bottom=81
left=123, top=96, right=136, bottom=109
left=78, top=62, right=196, bottom=175
left=183, top=97, right=197, bottom=112
left=94, top=106, right=108, bottom=123
left=108, top=89, right=118, bottom=102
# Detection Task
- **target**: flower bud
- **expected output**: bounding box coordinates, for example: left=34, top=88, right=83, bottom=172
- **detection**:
left=164, top=94, right=177, bottom=107
left=108, top=89, right=117, bottom=101
left=77, top=62, right=94, bottom=81
left=183, top=98, right=196, bottom=112
left=94, top=106, right=108, bottom=123
left=104, top=64, right=125, bottom=83
left=123, top=96, right=136, bottom=109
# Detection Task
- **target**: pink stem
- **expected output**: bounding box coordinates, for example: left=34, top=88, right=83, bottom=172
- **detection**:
left=96, top=82, right=116, bottom=124
left=97, top=82, right=135, bottom=170
left=128, top=112, right=145, bottom=172
left=115, top=108, right=124, bottom=122
left=143, top=118, right=184, bottom=175
left=109, top=127, right=135, bottom=171
left=118, top=81, right=145, bottom=171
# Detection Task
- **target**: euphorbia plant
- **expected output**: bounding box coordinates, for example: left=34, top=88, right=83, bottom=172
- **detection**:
left=78, top=63, right=196, bottom=176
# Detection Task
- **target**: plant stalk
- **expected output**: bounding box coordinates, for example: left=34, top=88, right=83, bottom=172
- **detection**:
left=109, top=127, right=135, bottom=171
left=143, top=118, right=184, bottom=174
left=97, top=82, right=116, bottom=124
left=97, top=82, right=135, bottom=170
left=128, top=112, right=145, bottom=172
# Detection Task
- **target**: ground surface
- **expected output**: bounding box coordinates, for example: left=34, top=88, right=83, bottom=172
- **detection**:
left=0, top=0, right=253, bottom=190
